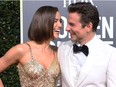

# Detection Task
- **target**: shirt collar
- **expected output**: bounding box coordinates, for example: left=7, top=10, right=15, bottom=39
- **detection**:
left=85, top=34, right=98, bottom=54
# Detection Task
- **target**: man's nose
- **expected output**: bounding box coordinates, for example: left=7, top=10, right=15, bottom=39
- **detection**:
left=66, top=25, right=70, bottom=31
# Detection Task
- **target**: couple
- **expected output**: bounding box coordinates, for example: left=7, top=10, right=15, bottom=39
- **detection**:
left=0, top=2, right=116, bottom=87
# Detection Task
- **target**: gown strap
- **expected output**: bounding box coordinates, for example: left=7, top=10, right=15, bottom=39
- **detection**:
left=25, top=43, right=34, bottom=59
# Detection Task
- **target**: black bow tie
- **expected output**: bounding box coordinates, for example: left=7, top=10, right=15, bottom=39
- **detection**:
left=73, top=44, right=89, bottom=56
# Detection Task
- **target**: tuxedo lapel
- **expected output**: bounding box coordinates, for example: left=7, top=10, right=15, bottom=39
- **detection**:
left=75, top=53, right=98, bottom=86
left=60, top=41, right=74, bottom=87
left=64, top=46, right=74, bottom=87
left=75, top=35, right=101, bottom=87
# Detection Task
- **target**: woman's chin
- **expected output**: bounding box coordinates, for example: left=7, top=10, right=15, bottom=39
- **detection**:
left=54, top=35, right=59, bottom=39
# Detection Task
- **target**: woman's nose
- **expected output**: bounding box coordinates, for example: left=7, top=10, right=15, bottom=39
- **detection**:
left=58, top=21, right=62, bottom=28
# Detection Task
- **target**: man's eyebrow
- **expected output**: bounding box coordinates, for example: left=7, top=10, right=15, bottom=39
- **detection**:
left=68, top=22, right=75, bottom=26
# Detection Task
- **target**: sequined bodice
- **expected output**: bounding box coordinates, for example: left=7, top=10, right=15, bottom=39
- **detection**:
left=17, top=44, right=60, bottom=87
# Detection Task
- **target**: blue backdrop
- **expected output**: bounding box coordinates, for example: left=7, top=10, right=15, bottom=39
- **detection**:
left=22, top=0, right=116, bottom=47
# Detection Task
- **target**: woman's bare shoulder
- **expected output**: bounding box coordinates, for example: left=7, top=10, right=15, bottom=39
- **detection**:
left=13, top=43, right=26, bottom=53
left=0, top=43, right=28, bottom=66
left=5, top=43, right=28, bottom=59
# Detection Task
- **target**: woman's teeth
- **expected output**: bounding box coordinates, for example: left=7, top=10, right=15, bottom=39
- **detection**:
left=54, top=30, right=60, bottom=32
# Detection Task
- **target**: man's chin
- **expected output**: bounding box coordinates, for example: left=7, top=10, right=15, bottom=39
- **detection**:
left=71, top=38, right=77, bottom=43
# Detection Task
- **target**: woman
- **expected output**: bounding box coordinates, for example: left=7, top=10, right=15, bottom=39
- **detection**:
left=0, top=79, right=4, bottom=87
left=0, top=6, right=62, bottom=87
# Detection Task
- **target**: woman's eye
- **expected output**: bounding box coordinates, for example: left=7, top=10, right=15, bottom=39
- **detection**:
left=60, top=19, right=62, bottom=23
left=54, top=19, right=62, bottom=23
left=54, top=20, right=57, bottom=22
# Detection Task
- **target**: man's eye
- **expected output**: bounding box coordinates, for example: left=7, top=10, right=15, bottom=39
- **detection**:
left=69, top=23, right=75, bottom=26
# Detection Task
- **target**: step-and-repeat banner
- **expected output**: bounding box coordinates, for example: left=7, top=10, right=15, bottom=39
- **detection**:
left=22, top=0, right=116, bottom=47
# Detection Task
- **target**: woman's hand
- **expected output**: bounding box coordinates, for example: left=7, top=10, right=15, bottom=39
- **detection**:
left=0, top=79, right=4, bottom=87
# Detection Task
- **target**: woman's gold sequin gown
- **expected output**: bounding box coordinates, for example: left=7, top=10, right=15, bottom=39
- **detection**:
left=17, top=44, right=60, bottom=87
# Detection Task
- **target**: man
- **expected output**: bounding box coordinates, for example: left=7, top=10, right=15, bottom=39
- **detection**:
left=58, top=2, right=116, bottom=87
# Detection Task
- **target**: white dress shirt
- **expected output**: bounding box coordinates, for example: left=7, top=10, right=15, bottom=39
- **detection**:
left=70, top=44, right=87, bottom=86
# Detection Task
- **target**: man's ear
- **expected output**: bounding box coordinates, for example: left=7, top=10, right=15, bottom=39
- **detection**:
left=86, top=22, right=93, bottom=32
